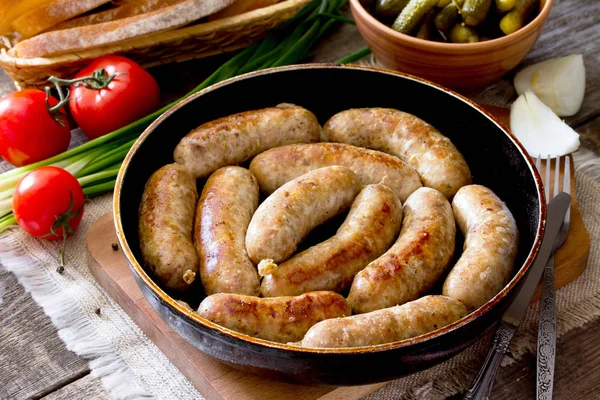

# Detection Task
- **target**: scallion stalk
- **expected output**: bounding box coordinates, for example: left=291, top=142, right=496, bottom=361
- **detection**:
left=336, top=46, right=371, bottom=64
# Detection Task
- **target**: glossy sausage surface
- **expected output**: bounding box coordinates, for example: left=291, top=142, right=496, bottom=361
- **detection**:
left=195, top=166, right=260, bottom=296
left=249, top=143, right=421, bottom=202
left=301, top=295, right=468, bottom=348
left=347, top=187, right=456, bottom=313
left=443, top=184, right=519, bottom=310
left=138, top=163, right=198, bottom=291
left=174, top=103, right=321, bottom=178
left=324, top=108, right=471, bottom=198
left=246, top=166, right=362, bottom=264
left=197, top=291, right=351, bottom=343
left=261, top=184, right=403, bottom=297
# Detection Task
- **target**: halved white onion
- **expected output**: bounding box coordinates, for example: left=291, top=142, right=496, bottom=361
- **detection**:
left=514, top=54, right=586, bottom=117
left=510, top=91, right=580, bottom=157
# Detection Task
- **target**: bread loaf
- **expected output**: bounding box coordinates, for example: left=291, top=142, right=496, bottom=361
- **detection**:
left=0, top=0, right=54, bottom=34
left=12, top=0, right=113, bottom=38
left=9, top=0, right=236, bottom=59
left=50, top=0, right=186, bottom=31
left=209, top=0, right=280, bottom=20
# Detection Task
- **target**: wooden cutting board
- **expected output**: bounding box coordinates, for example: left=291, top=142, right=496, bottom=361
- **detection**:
left=85, top=106, right=590, bottom=400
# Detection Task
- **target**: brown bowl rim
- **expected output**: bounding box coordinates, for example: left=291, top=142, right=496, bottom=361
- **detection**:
left=113, top=63, right=546, bottom=355
left=349, top=0, right=553, bottom=52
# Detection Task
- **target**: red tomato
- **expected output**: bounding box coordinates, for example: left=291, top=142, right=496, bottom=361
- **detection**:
left=0, top=89, right=71, bottom=167
left=69, top=55, right=160, bottom=140
left=13, top=166, right=85, bottom=240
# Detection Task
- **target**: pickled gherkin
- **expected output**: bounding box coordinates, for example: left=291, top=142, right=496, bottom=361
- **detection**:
left=376, top=0, right=410, bottom=18
left=369, top=0, right=538, bottom=42
left=495, top=0, right=515, bottom=12
left=499, top=0, right=537, bottom=34
left=434, top=0, right=465, bottom=31
left=461, top=0, right=493, bottom=26
left=449, top=23, right=479, bottom=42
left=392, top=0, right=439, bottom=34
left=416, top=9, right=437, bottom=39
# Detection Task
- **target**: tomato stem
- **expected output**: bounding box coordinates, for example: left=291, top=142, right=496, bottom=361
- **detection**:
left=60, top=228, right=67, bottom=267
left=44, top=80, right=70, bottom=127
left=42, top=191, right=84, bottom=267
left=49, top=69, right=126, bottom=90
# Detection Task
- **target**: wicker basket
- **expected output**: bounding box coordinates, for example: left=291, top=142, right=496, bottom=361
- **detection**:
left=0, top=0, right=311, bottom=89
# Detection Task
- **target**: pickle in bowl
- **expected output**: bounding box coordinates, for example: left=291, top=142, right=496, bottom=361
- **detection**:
left=371, top=0, right=539, bottom=43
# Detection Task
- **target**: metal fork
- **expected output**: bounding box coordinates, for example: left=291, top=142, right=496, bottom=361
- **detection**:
left=534, top=154, right=571, bottom=400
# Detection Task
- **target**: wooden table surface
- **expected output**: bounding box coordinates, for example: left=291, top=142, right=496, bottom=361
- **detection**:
left=1, top=0, right=599, bottom=399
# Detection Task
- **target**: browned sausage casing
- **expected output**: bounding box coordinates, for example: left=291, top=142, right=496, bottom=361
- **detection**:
left=138, top=163, right=198, bottom=292
left=174, top=103, right=321, bottom=178
left=194, top=166, right=260, bottom=296
left=443, top=185, right=519, bottom=311
left=323, top=108, right=472, bottom=198
left=260, top=184, right=403, bottom=297
left=249, top=143, right=422, bottom=202
left=245, top=166, right=362, bottom=265
left=301, top=295, right=468, bottom=348
left=197, top=291, right=351, bottom=343
left=347, top=187, right=456, bottom=314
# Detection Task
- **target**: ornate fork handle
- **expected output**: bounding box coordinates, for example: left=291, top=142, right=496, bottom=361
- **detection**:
left=537, top=257, right=557, bottom=400
left=463, top=321, right=515, bottom=400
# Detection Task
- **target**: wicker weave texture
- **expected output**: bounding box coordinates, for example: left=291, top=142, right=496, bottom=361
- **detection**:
left=0, top=0, right=310, bottom=89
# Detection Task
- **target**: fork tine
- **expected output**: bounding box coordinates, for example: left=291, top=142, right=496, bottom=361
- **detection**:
left=536, top=155, right=541, bottom=171
left=554, top=156, right=561, bottom=198
left=545, top=154, right=551, bottom=202
left=564, top=155, right=571, bottom=223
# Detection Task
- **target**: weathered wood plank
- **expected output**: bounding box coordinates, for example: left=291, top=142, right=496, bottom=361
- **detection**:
left=490, top=317, right=600, bottom=400
left=40, top=374, right=109, bottom=400
left=474, top=0, right=600, bottom=128
left=0, top=266, right=90, bottom=400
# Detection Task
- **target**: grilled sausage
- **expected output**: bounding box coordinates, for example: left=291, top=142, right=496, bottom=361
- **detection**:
left=301, top=295, right=468, bottom=348
left=138, top=163, right=198, bottom=291
left=194, top=166, right=260, bottom=296
left=174, top=103, right=321, bottom=178
left=197, top=291, right=351, bottom=343
left=323, top=108, right=472, bottom=198
left=246, top=166, right=362, bottom=265
left=249, top=143, right=422, bottom=202
left=443, top=185, right=519, bottom=311
left=347, top=187, right=456, bottom=314
left=261, top=184, right=403, bottom=297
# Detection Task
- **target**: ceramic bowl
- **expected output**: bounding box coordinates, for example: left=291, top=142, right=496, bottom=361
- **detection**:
left=350, top=0, right=552, bottom=91
left=114, top=64, right=545, bottom=386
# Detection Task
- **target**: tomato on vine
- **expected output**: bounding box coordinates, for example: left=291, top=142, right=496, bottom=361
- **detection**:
left=0, top=89, right=71, bottom=167
left=13, top=166, right=85, bottom=267
left=52, top=55, right=160, bottom=140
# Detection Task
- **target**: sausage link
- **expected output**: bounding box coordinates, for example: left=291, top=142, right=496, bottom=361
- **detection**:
left=347, top=187, right=456, bottom=313
left=261, top=184, right=403, bottom=297
left=197, top=291, right=351, bottom=343
left=301, top=295, right=468, bottom=348
left=195, top=166, right=260, bottom=296
left=442, top=184, right=519, bottom=310
left=323, top=108, right=471, bottom=198
left=249, top=143, right=422, bottom=202
left=138, top=163, right=198, bottom=291
left=246, top=166, right=362, bottom=264
left=174, top=103, right=321, bottom=178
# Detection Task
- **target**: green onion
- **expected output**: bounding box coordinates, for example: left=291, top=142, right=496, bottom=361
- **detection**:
left=319, top=13, right=356, bottom=24
left=0, top=215, right=16, bottom=232
left=0, top=0, right=349, bottom=232
left=336, top=46, right=372, bottom=64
